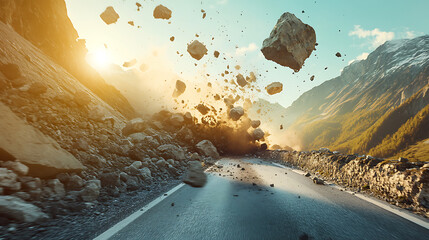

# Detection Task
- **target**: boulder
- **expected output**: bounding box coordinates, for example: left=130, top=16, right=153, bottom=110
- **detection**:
left=100, top=6, right=119, bottom=25
left=183, top=161, right=207, bottom=188
left=187, top=40, right=208, bottom=60
left=122, top=118, right=146, bottom=136
left=157, top=144, right=186, bottom=161
left=170, top=113, right=185, bottom=127
left=153, top=5, right=172, bottom=20
left=251, top=120, right=261, bottom=128
left=252, top=128, right=265, bottom=140
left=0, top=161, right=29, bottom=175
left=196, top=140, right=220, bottom=159
left=261, top=12, right=316, bottom=72
left=47, top=179, right=65, bottom=199
left=67, top=175, right=84, bottom=190
left=99, top=172, right=121, bottom=187
left=265, top=82, right=283, bottom=95
left=312, top=177, right=324, bottom=185
left=0, top=103, right=84, bottom=177
left=80, top=180, right=101, bottom=202
left=229, top=106, right=244, bottom=121
left=0, top=168, right=20, bottom=191
left=0, top=196, right=48, bottom=223
left=128, top=133, right=147, bottom=143
left=139, top=167, right=152, bottom=181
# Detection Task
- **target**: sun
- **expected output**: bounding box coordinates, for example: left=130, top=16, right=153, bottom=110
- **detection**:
left=86, top=48, right=110, bottom=70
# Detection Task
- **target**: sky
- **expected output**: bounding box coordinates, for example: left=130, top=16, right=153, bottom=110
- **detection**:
left=65, top=0, right=428, bottom=108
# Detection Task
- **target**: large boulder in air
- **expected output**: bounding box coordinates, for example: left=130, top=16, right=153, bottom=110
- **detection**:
left=261, top=12, right=316, bottom=72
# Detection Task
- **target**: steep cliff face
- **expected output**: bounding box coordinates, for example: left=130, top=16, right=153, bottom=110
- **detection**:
left=0, top=0, right=135, bottom=118
left=282, top=36, right=429, bottom=159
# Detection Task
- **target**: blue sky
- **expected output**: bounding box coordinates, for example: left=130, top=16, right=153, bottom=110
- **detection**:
left=65, top=0, right=428, bottom=108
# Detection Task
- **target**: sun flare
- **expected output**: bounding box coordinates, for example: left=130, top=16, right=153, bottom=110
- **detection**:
left=86, top=48, right=110, bottom=69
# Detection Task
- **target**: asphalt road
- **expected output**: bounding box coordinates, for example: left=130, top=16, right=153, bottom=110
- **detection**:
left=98, top=158, right=429, bottom=240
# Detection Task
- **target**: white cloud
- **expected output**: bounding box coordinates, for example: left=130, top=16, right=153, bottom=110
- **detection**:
left=349, top=25, right=394, bottom=48
left=348, top=52, right=369, bottom=65
left=235, top=43, right=258, bottom=56
left=405, top=31, right=416, bottom=39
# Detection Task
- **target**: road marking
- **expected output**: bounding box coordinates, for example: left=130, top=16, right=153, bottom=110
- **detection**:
left=93, top=183, right=185, bottom=240
left=271, top=161, right=429, bottom=230
left=94, top=164, right=220, bottom=240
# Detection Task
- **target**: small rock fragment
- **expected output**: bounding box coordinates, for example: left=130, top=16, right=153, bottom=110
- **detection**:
left=170, top=36, right=175, bottom=42
left=100, top=6, right=120, bottom=25
left=172, top=80, right=186, bottom=98
left=270, top=184, right=274, bottom=187
left=153, top=5, right=172, bottom=20
left=236, top=74, right=247, bottom=87
left=187, top=40, right=208, bottom=60
left=128, top=21, right=135, bottom=26
left=123, top=59, right=137, bottom=68
left=196, top=104, right=210, bottom=115
left=265, top=82, right=283, bottom=95
left=335, top=52, right=342, bottom=57
left=310, top=75, right=315, bottom=81
left=214, top=51, right=220, bottom=58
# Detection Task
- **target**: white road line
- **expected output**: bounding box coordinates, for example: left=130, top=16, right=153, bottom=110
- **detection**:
left=271, top=161, right=429, bottom=230
left=93, top=183, right=185, bottom=240
left=94, top=164, right=219, bottom=240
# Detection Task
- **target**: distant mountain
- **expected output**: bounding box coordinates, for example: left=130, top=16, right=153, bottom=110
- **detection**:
left=282, top=35, right=429, bottom=161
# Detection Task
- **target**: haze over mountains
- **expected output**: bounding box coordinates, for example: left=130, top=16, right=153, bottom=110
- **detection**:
left=259, top=36, right=429, bottom=161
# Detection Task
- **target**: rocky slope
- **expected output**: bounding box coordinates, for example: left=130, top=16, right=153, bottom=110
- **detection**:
left=0, top=4, right=222, bottom=237
left=0, top=0, right=135, bottom=118
left=282, top=36, right=429, bottom=160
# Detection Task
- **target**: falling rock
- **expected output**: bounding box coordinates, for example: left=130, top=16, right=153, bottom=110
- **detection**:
left=335, top=52, right=342, bottom=57
left=153, top=5, right=172, bottom=20
left=236, top=74, right=248, bottom=87
left=100, top=6, right=120, bottom=25
left=196, top=104, right=210, bottom=115
left=123, top=59, right=137, bottom=68
left=196, top=140, right=220, bottom=159
left=172, top=80, right=186, bottom=98
left=229, top=106, right=244, bottom=121
left=251, top=120, right=261, bottom=128
left=187, top=40, right=208, bottom=60
left=310, top=75, right=315, bottom=81
left=252, top=128, right=265, bottom=140
left=214, top=51, right=220, bottom=58
left=0, top=196, right=48, bottom=223
left=183, top=161, right=207, bottom=188
left=261, top=12, right=316, bottom=72
left=265, top=82, right=283, bottom=95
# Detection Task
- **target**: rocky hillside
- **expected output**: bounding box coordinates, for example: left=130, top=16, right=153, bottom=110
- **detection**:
left=0, top=0, right=135, bottom=118
left=283, top=36, right=429, bottom=160
left=0, top=2, right=227, bottom=236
